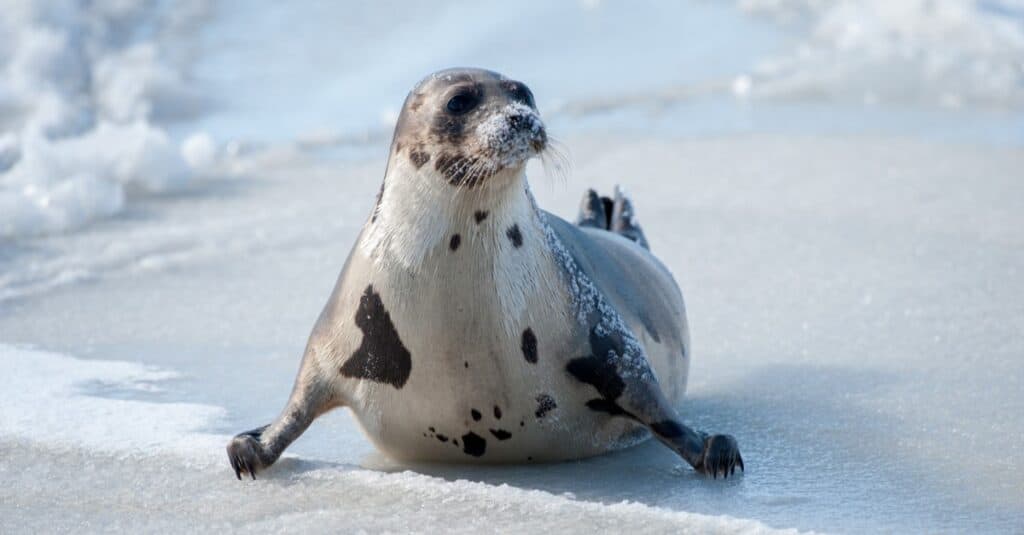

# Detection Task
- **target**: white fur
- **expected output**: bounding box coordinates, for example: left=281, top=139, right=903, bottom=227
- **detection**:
left=360, top=159, right=557, bottom=338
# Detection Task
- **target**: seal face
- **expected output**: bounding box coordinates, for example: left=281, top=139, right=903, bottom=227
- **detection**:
left=227, top=68, right=743, bottom=481
left=392, top=68, right=547, bottom=188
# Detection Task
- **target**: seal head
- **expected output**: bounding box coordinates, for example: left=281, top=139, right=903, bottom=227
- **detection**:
left=391, top=68, right=547, bottom=188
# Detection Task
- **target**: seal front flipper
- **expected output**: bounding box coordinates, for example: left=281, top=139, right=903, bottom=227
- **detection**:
left=226, top=365, right=340, bottom=480
left=566, top=325, right=743, bottom=478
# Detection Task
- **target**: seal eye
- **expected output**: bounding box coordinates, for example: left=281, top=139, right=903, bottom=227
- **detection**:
left=446, top=91, right=479, bottom=115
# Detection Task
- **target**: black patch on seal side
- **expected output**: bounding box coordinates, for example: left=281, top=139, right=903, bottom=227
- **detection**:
left=638, top=311, right=661, bottom=343
left=339, top=285, right=412, bottom=389
left=506, top=224, right=523, bottom=248
left=493, top=406, right=502, bottom=419
left=490, top=429, right=512, bottom=440
left=436, top=434, right=449, bottom=442
left=474, top=210, right=489, bottom=223
left=461, top=432, right=486, bottom=457
left=535, top=394, right=557, bottom=418
left=521, top=328, right=538, bottom=363
left=566, top=327, right=638, bottom=420
left=409, top=149, right=431, bottom=168
left=471, top=409, right=482, bottom=421
left=449, top=234, right=461, bottom=251
left=650, top=421, right=684, bottom=438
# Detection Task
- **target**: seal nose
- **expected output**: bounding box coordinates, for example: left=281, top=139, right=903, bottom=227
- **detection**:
left=507, top=113, right=530, bottom=131
left=506, top=111, right=547, bottom=150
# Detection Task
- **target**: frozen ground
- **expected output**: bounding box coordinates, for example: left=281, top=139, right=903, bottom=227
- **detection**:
left=2, top=1, right=1023, bottom=533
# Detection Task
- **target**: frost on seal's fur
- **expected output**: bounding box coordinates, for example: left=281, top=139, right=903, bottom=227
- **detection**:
left=537, top=209, right=653, bottom=383
left=476, top=102, right=545, bottom=169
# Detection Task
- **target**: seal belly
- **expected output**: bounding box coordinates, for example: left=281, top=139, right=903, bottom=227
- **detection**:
left=334, top=232, right=652, bottom=463
left=352, top=298, right=648, bottom=463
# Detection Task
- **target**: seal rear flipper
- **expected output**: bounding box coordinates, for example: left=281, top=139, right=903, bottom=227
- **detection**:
left=610, top=185, right=649, bottom=250
left=576, top=188, right=611, bottom=229
left=575, top=186, right=649, bottom=250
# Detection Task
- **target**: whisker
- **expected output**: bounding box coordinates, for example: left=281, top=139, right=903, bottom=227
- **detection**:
left=540, top=137, right=572, bottom=185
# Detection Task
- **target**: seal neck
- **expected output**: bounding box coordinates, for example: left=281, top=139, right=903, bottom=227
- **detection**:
left=360, top=162, right=542, bottom=271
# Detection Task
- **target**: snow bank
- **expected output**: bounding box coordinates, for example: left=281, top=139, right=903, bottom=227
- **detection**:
left=0, top=1, right=217, bottom=238
left=735, top=0, right=1024, bottom=107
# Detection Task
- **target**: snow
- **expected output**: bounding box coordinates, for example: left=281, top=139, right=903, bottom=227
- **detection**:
left=0, top=1, right=215, bottom=238
left=737, top=0, right=1024, bottom=107
left=2, top=0, right=1023, bottom=533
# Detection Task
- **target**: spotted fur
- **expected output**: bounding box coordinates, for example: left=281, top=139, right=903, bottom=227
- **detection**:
left=227, top=68, right=740, bottom=478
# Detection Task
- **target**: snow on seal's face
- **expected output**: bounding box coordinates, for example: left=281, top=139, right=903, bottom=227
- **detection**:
left=388, top=68, right=547, bottom=188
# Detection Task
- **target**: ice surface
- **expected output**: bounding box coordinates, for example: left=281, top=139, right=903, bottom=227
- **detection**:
left=2, top=0, right=1023, bottom=533
left=2, top=136, right=1022, bottom=533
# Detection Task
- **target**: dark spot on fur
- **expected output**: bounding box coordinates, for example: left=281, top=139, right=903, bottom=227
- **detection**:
left=449, top=234, right=461, bottom=251
left=410, top=149, right=430, bottom=168
left=567, top=337, right=626, bottom=401
left=394, top=142, right=402, bottom=153
left=584, top=398, right=630, bottom=417
left=428, top=427, right=435, bottom=433
left=453, top=439, right=459, bottom=446
left=471, top=409, right=482, bottom=421
left=650, top=421, right=684, bottom=438
left=474, top=210, right=489, bottom=223
left=506, top=224, right=523, bottom=248
left=339, top=285, right=412, bottom=388
left=493, top=406, right=502, bottom=419
left=435, top=152, right=486, bottom=187
left=638, top=312, right=661, bottom=343
left=436, top=434, right=449, bottom=443
left=461, top=432, right=486, bottom=457
left=520, top=420, right=525, bottom=427
left=566, top=327, right=640, bottom=418
left=433, top=113, right=467, bottom=144
left=490, top=429, right=512, bottom=440
left=535, top=394, right=557, bottom=418
left=431, top=83, right=480, bottom=143
left=521, top=328, right=538, bottom=363
left=464, top=361, right=469, bottom=368
left=528, top=456, right=533, bottom=461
